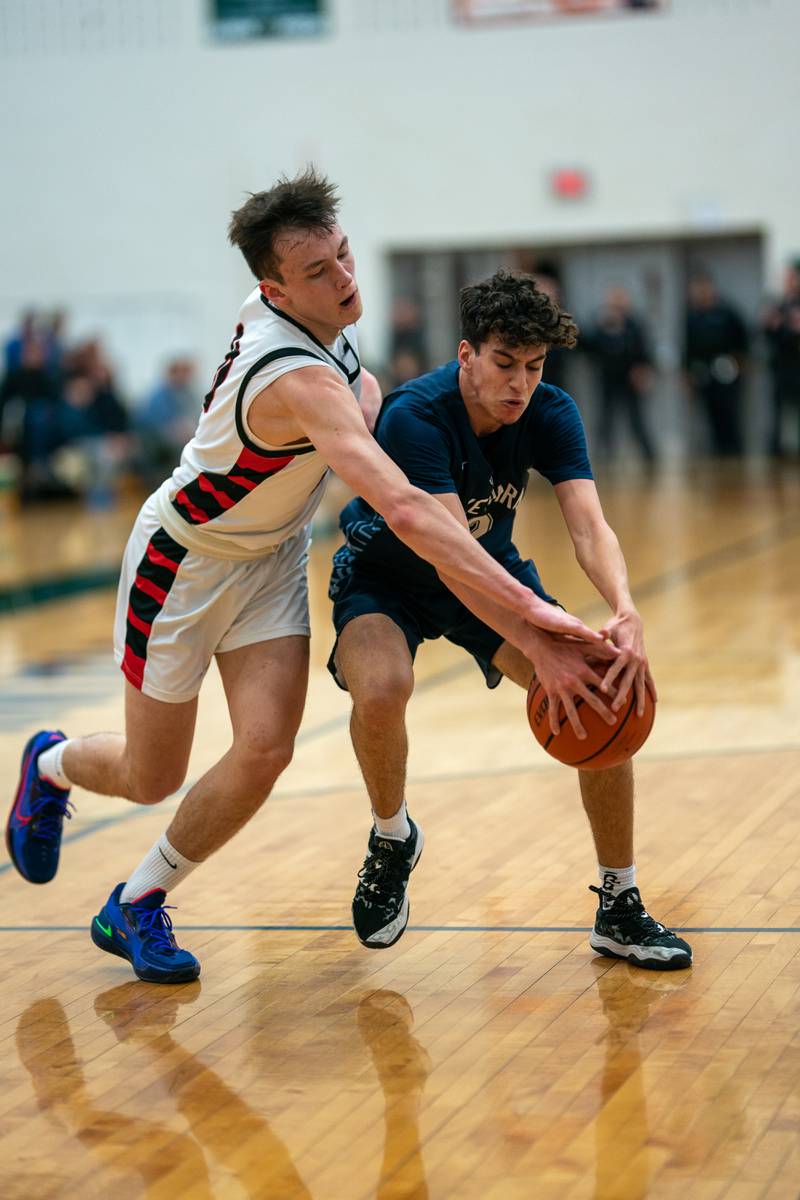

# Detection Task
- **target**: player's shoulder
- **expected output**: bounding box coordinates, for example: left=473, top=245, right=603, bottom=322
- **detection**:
left=381, top=361, right=461, bottom=425
left=529, top=381, right=582, bottom=423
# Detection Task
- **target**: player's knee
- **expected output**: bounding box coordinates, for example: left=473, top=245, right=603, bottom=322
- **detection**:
left=352, top=673, right=413, bottom=725
left=234, top=739, right=294, bottom=794
left=128, top=758, right=188, bottom=806
left=129, top=777, right=182, bottom=807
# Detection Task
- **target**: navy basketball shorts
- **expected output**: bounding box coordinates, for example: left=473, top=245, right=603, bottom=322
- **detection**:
left=327, top=545, right=559, bottom=691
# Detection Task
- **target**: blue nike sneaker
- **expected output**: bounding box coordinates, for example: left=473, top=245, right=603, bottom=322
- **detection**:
left=91, top=884, right=201, bottom=984
left=6, top=730, right=74, bottom=883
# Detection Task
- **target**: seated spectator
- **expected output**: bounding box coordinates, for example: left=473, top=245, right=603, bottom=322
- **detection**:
left=4, top=311, right=37, bottom=374
left=0, top=335, right=67, bottom=501
left=137, top=357, right=200, bottom=486
left=55, top=368, right=132, bottom=506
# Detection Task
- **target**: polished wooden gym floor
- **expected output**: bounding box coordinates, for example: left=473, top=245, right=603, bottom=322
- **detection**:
left=0, top=460, right=798, bottom=1199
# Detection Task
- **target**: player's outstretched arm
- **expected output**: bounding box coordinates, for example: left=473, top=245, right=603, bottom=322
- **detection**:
left=257, top=368, right=606, bottom=644
left=428, top=492, right=617, bottom=737
left=554, top=478, right=656, bottom=715
left=357, top=368, right=383, bottom=434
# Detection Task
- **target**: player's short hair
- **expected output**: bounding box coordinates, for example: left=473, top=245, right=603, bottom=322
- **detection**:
left=460, top=269, right=578, bottom=351
left=228, top=166, right=340, bottom=282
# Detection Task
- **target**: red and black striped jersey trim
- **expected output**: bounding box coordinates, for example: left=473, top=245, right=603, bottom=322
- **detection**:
left=122, top=528, right=187, bottom=690
left=171, top=445, right=301, bottom=527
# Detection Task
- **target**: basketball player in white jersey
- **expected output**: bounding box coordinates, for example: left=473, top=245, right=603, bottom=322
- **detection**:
left=6, top=169, right=610, bottom=984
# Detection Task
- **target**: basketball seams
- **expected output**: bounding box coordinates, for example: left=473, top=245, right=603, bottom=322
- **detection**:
left=526, top=677, right=655, bottom=769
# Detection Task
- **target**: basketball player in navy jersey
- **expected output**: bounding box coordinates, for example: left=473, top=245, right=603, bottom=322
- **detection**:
left=6, top=173, right=608, bottom=985
left=330, top=270, right=692, bottom=971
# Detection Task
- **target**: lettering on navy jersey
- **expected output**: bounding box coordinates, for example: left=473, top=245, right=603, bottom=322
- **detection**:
left=492, top=480, right=525, bottom=511
left=465, top=481, right=525, bottom=538
left=465, top=494, right=493, bottom=538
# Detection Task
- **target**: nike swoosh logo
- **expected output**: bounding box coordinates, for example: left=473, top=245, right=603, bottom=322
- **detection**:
left=158, top=846, right=178, bottom=869
left=95, top=917, right=113, bottom=937
left=11, top=748, right=37, bottom=825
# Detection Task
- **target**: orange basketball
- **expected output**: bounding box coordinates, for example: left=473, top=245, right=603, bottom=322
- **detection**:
left=526, top=673, right=656, bottom=769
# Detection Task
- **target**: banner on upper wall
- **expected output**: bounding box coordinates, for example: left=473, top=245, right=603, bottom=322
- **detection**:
left=452, top=0, right=667, bottom=24
left=211, top=0, right=327, bottom=40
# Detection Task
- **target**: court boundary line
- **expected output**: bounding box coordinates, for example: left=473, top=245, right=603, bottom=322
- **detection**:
left=0, top=924, right=796, bottom=934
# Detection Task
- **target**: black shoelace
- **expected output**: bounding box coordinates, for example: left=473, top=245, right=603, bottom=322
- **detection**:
left=591, top=886, right=672, bottom=943
left=356, top=848, right=408, bottom=910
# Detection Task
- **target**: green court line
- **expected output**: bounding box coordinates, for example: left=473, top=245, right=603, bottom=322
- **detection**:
left=0, top=565, right=119, bottom=613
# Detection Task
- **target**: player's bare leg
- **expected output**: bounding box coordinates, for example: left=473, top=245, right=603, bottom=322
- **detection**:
left=577, top=762, right=634, bottom=869
left=91, top=635, right=307, bottom=984
left=336, top=614, right=414, bottom=820
left=7, top=682, right=198, bottom=888
left=492, top=638, right=691, bottom=970
left=336, top=614, right=423, bottom=949
left=62, top=685, right=198, bottom=805
left=167, top=634, right=309, bottom=861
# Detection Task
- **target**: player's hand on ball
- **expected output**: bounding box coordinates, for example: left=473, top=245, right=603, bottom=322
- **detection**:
left=527, top=633, right=619, bottom=739
left=598, top=609, right=656, bottom=717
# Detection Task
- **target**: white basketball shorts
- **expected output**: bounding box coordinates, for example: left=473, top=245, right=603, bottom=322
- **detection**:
left=113, top=495, right=310, bottom=703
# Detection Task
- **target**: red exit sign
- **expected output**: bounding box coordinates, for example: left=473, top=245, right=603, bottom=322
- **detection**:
left=550, top=168, right=591, bottom=199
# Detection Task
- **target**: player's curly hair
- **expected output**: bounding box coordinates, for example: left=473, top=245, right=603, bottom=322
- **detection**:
left=228, top=166, right=340, bottom=282
left=460, top=269, right=578, bottom=350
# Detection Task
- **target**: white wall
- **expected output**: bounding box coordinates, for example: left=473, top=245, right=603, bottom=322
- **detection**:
left=0, top=0, right=796, bottom=393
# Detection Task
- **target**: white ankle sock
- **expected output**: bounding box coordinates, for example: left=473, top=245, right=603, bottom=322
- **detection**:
left=597, top=863, right=636, bottom=901
left=38, top=740, right=73, bottom=789
left=373, top=801, right=411, bottom=842
left=120, top=834, right=199, bottom=903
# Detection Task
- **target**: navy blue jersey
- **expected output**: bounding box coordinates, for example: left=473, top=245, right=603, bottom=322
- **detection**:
left=338, top=360, right=593, bottom=590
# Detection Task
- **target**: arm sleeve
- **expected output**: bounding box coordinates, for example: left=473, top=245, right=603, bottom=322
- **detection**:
left=531, top=389, right=594, bottom=485
left=378, top=403, right=457, bottom=494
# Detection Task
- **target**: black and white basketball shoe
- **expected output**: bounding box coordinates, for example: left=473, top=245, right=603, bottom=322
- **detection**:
left=352, top=819, right=424, bottom=949
left=589, top=885, right=692, bottom=971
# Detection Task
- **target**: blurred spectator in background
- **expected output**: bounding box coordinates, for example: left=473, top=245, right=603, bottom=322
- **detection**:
left=583, top=285, right=657, bottom=464
left=685, top=272, right=749, bottom=457
left=0, top=335, right=66, bottom=499
left=390, top=297, right=426, bottom=360
left=44, top=310, right=67, bottom=374
left=4, top=309, right=67, bottom=376
left=4, top=311, right=37, bottom=374
left=762, top=261, right=800, bottom=458
left=387, top=347, right=425, bottom=389
left=138, top=357, right=200, bottom=486
left=0, top=318, right=136, bottom=504
left=56, top=365, right=132, bottom=507
left=386, top=296, right=427, bottom=387
left=532, top=267, right=570, bottom=391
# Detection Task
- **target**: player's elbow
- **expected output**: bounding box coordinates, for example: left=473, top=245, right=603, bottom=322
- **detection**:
left=573, top=520, right=617, bottom=570
left=384, top=500, right=419, bottom=542
left=382, top=491, right=426, bottom=542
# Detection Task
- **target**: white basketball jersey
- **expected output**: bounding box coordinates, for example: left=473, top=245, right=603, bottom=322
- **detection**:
left=152, top=286, right=361, bottom=559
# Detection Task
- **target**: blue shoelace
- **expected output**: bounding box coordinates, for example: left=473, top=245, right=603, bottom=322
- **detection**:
left=29, top=787, right=75, bottom=842
left=130, top=904, right=180, bottom=955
